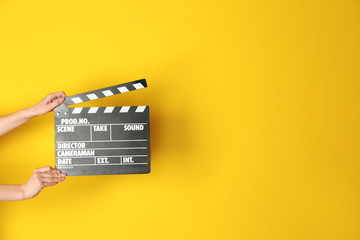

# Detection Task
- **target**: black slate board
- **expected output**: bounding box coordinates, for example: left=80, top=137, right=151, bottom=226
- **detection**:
left=54, top=79, right=150, bottom=176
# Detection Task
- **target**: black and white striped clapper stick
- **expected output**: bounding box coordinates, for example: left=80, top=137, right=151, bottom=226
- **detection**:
left=54, top=79, right=150, bottom=176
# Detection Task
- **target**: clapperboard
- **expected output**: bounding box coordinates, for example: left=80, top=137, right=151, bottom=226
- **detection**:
left=53, top=79, right=150, bottom=176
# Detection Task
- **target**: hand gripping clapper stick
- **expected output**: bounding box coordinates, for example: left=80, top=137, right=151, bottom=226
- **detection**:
left=54, top=79, right=150, bottom=176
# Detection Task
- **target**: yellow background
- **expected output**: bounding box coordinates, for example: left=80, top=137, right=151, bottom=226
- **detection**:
left=0, top=0, right=359, bottom=239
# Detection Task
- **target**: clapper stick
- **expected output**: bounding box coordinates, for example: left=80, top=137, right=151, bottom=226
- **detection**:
left=54, top=79, right=150, bottom=176
left=54, top=79, right=147, bottom=117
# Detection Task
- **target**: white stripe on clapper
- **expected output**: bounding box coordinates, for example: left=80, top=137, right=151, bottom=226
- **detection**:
left=117, top=86, right=129, bottom=93
left=120, top=106, right=130, bottom=113
left=72, top=107, right=83, bottom=114
left=102, top=90, right=114, bottom=96
left=87, top=93, right=98, bottom=100
left=133, top=83, right=144, bottom=89
left=71, top=97, right=83, bottom=104
left=135, top=106, right=146, bottom=112
left=104, top=107, right=115, bottom=113
left=88, top=107, right=99, bottom=113
left=110, top=125, right=112, bottom=140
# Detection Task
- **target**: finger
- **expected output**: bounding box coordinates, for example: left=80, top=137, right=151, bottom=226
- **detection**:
left=49, top=97, right=65, bottom=109
left=45, top=92, right=66, bottom=103
left=34, top=166, right=53, bottom=173
left=42, top=182, right=59, bottom=187
left=40, top=176, right=65, bottom=183
left=36, top=172, right=55, bottom=178
left=37, top=171, right=65, bottom=178
left=55, top=168, right=66, bottom=174
left=55, top=169, right=67, bottom=177
left=56, top=91, right=66, bottom=99
left=44, top=93, right=58, bottom=103
left=48, top=168, right=66, bottom=176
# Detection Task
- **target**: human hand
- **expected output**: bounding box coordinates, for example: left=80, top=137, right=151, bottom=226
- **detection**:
left=22, top=166, right=66, bottom=199
left=28, top=92, right=66, bottom=117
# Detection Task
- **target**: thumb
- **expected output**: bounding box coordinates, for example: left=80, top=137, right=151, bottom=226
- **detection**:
left=49, top=97, right=65, bottom=110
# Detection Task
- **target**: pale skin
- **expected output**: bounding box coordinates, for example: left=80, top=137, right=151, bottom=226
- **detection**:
left=0, top=92, right=67, bottom=201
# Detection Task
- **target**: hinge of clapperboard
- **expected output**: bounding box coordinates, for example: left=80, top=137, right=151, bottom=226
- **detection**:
left=54, top=79, right=147, bottom=117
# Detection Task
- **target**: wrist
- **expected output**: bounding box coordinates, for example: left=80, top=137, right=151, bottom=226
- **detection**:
left=20, top=183, right=30, bottom=200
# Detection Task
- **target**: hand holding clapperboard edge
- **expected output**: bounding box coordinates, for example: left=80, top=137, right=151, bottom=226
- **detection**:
left=54, top=79, right=150, bottom=176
